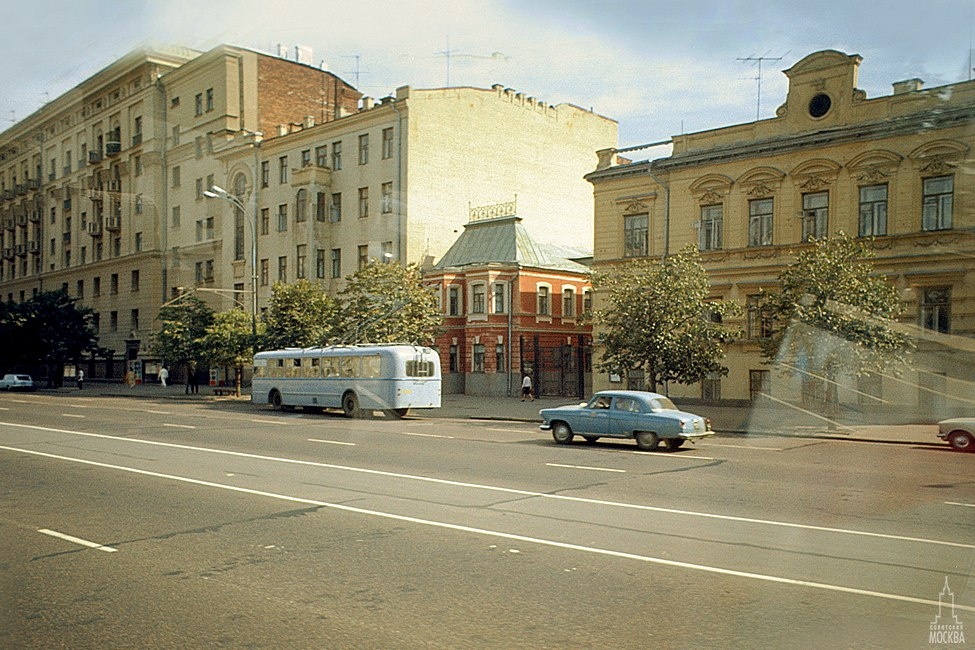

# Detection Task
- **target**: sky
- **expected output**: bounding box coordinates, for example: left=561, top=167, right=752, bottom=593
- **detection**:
left=2, top=0, right=974, bottom=149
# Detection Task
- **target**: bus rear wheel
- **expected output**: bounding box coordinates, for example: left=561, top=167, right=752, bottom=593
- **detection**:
left=270, top=390, right=283, bottom=411
left=342, top=392, right=361, bottom=418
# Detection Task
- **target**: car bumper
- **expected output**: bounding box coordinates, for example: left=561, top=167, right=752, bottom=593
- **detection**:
left=677, top=430, right=714, bottom=441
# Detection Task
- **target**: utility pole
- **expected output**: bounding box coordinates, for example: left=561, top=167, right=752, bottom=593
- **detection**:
left=738, top=54, right=784, bottom=120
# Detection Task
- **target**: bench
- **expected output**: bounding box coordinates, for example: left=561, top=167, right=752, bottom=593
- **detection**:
left=212, top=387, right=236, bottom=397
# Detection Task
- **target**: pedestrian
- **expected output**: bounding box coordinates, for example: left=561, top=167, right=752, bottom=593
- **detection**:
left=77, top=369, right=84, bottom=390
left=159, top=366, right=168, bottom=388
left=521, top=373, right=534, bottom=401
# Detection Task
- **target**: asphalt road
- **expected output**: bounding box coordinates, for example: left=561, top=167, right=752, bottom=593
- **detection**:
left=0, top=392, right=972, bottom=649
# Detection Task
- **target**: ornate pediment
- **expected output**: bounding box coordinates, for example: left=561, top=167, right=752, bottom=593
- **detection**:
left=797, top=175, right=830, bottom=191
left=854, top=165, right=893, bottom=183
left=918, top=157, right=955, bottom=176
left=699, top=189, right=723, bottom=204
left=746, top=183, right=774, bottom=198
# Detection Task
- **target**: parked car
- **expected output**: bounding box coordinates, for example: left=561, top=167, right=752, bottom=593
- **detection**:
left=0, top=374, right=35, bottom=391
left=938, top=418, right=975, bottom=452
left=540, top=390, right=713, bottom=451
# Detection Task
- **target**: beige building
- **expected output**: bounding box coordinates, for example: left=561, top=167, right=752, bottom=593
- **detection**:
left=586, top=50, right=974, bottom=421
left=0, top=43, right=617, bottom=379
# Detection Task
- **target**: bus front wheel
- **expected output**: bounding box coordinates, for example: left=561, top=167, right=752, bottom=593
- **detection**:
left=342, top=392, right=360, bottom=418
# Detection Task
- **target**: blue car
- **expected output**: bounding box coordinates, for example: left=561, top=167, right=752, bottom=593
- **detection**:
left=540, top=390, right=713, bottom=451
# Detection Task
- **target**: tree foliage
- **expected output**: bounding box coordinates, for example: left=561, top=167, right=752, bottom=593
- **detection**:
left=591, top=246, right=740, bottom=392
left=337, top=262, right=442, bottom=345
left=261, top=280, right=342, bottom=349
left=758, top=233, right=913, bottom=385
left=201, top=308, right=262, bottom=395
left=151, top=296, right=215, bottom=369
left=0, top=290, right=99, bottom=382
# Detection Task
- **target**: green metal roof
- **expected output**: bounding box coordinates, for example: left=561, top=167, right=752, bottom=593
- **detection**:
left=432, top=216, right=590, bottom=273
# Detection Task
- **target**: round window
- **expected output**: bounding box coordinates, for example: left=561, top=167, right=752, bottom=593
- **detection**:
left=808, top=93, right=832, bottom=118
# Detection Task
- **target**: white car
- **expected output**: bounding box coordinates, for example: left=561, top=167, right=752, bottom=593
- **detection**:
left=0, top=374, right=35, bottom=391
left=938, top=418, right=975, bottom=452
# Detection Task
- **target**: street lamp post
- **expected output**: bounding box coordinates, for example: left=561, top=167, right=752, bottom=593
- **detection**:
left=204, top=184, right=258, bottom=343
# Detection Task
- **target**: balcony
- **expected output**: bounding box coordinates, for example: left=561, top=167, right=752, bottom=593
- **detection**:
left=28, top=209, right=39, bottom=223
left=87, top=189, right=104, bottom=201
left=14, top=184, right=27, bottom=196
left=27, top=179, right=40, bottom=190
left=105, top=215, right=121, bottom=231
left=15, top=212, right=27, bottom=227
left=2, top=247, right=13, bottom=260
left=107, top=179, right=121, bottom=193
left=15, top=243, right=27, bottom=257
left=63, top=165, right=72, bottom=176
left=2, top=218, right=13, bottom=230
left=87, top=221, right=103, bottom=237
left=1, top=189, right=12, bottom=201
left=28, top=240, right=39, bottom=254
left=131, top=133, right=143, bottom=147
left=88, top=151, right=103, bottom=165
left=291, top=164, right=332, bottom=187
left=105, top=141, right=121, bottom=157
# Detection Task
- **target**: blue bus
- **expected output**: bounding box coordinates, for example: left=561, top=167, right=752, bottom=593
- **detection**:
left=252, top=344, right=441, bottom=417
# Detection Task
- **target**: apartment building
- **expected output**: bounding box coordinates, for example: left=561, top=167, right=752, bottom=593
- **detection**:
left=586, top=50, right=974, bottom=420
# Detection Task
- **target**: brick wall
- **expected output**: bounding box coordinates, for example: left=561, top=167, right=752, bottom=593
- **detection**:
left=256, top=57, right=361, bottom=137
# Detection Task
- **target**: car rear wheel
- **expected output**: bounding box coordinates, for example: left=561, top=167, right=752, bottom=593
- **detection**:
left=552, top=422, right=574, bottom=445
left=635, top=431, right=659, bottom=451
left=666, top=438, right=685, bottom=451
left=948, top=430, right=975, bottom=452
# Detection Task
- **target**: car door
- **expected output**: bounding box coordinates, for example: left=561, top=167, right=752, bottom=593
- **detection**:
left=608, top=397, right=642, bottom=437
left=576, top=395, right=612, bottom=435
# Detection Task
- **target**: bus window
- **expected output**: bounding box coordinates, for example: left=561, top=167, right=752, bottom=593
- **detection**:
left=288, top=358, right=302, bottom=378
left=340, top=357, right=357, bottom=378
left=304, top=357, right=322, bottom=378
left=322, top=357, right=339, bottom=378
left=362, top=355, right=382, bottom=378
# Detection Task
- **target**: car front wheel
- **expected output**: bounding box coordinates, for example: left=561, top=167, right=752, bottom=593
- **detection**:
left=552, top=422, right=574, bottom=445
left=635, top=431, right=659, bottom=451
left=948, top=430, right=975, bottom=452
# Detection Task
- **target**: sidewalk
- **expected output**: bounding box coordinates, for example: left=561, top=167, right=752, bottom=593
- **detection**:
left=63, top=380, right=942, bottom=447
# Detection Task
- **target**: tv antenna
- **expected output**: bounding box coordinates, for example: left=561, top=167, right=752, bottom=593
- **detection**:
left=738, top=53, right=785, bottom=120
left=343, top=54, right=367, bottom=88
left=436, top=35, right=460, bottom=86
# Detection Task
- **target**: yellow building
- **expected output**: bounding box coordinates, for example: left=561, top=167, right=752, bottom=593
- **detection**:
left=586, top=50, right=974, bottom=421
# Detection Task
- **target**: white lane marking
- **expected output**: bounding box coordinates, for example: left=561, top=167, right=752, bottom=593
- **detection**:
left=38, top=528, right=118, bottom=553
left=308, top=438, right=356, bottom=446
left=10, top=400, right=30, bottom=404
left=546, top=463, right=626, bottom=474
left=945, top=501, right=975, bottom=508
left=488, top=427, right=531, bottom=434
left=250, top=419, right=289, bottom=426
left=0, top=407, right=7, bottom=411
left=402, top=431, right=454, bottom=439
left=8, top=444, right=972, bottom=614
left=710, top=443, right=782, bottom=451
left=629, top=451, right=716, bottom=461
left=162, top=423, right=196, bottom=429
left=0, top=421, right=970, bottom=550
left=65, top=404, right=89, bottom=409
left=61, top=414, right=85, bottom=419
left=144, top=410, right=170, bottom=415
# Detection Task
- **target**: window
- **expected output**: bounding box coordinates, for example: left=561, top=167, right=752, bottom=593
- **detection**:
left=702, top=372, right=721, bottom=401
left=277, top=256, right=287, bottom=282
left=331, top=141, right=342, bottom=170
left=472, top=284, right=486, bottom=314
left=381, top=182, right=393, bottom=214
left=316, top=249, right=326, bottom=278
left=537, top=286, right=550, bottom=315
left=260, top=258, right=269, bottom=285
left=296, top=245, right=307, bottom=279
left=801, top=191, right=828, bottom=242
left=171, top=125, right=180, bottom=146
left=473, top=344, right=485, bottom=373
left=449, top=345, right=459, bottom=373
left=110, top=311, right=118, bottom=332
left=699, top=204, right=723, bottom=250
left=171, top=165, right=180, bottom=187
left=330, top=193, right=342, bottom=222
left=583, top=289, right=593, bottom=316
left=382, top=127, right=394, bottom=159
left=493, top=283, right=505, bottom=314
left=315, top=145, right=327, bottom=167
left=749, top=369, right=771, bottom=401
left=76, top=280, right=84, bottom=298
left=277, top=204, right=288, bottom=232
left=623, top=213, right=649, bottom=258
left=132, top=116, right=142, bottom=146
left=278, top=156, right=289, bottom=184
left=315, top=191, right=327, bottom=222
left=301, top=149, right=311, bottom=168
left=195, top=178, right=204, bottom=200
left=746, top=294, right=771, bottom=339
left=93, top=276, right=101, bottom=296
left=358, top=134, right=369, bottom=165
left=131, top=269, right=139, bottom=292
left=922, top=175, right=953, bottom=231
left=295, top=189, right=308, bottom=222
left=110, top=273, right=118, bottom=295
left=919, top=286, right=951, bottom=334
left=205, top=88, right=214, bottom=112
left=330, top=248, right=341, bottom=278
left=748, top=198, right=773, bottom=246
left=449, top=286, right=460, bottom=315
left=358, top=187, right=369, bottom=218
left=496, top=343, right=505, bottom=372
left=381, top=241, right=393, bottom=262
left=260, top=161, right=269, bottom=188
left=357, top=245, right=368, bottom=269
left=205, top=259, right=214, bottom=281
left=562, top=288, right=575, bottom=318
left=858, top=184, right=888, bottom=237
left=194, top=93, right=203, bottom=116
left=131, top=309, right=140, bottom=331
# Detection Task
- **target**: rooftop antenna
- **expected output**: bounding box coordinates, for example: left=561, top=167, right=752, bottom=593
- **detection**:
left=436, top=35, right=459, bottom=86
left=5, top=110, right=14, bottom=124
left=738, top=53, right=785, bottom=120
left=343, top=54, right=366, bottom=88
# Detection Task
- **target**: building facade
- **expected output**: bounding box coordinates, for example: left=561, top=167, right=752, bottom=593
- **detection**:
left=0, top=43, right=616, bottom=381
left=586, top=50, right=974, bottom=421
left=424, top=206, right=593, bottom=397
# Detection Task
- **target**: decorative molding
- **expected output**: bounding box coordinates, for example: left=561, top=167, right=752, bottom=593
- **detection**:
left=742, top=248, right=780, bottom=259
left=699, top=189, right=723, bottom=204
left=620, top=200, right=650, bottom=214
left=746, top=183, right=775, bottom=197
left=797, top=175, right=831, bottom=191
left=854, top=166, right=893, bottom=183
left=918, top=157, right=954, bottom=176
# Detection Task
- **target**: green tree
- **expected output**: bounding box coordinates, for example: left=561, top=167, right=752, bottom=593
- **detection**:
left=201, top=309, right=263, bottom=396
left=758, top=233, right=913, bottom=404
left=151, top=296, right=214, bottom=387
left=0, top=290, right=99, bottom=385
left=261, top=280, right=342, bottom=349
left=591, top=246, right=740, bottom=392
left=337, top=262, right=442, bottom=344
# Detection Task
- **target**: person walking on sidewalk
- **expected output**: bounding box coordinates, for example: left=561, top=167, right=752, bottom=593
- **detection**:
left=77, top=369, right=84, bottom=390
left=159, top=366, right=168, bottom=388
left=521, top=373, right=534, bottom=401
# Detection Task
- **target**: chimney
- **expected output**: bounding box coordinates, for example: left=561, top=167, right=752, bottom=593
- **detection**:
left=893, top=78, right=923, bottom=95
left=295, top=45, right=313, bottom=65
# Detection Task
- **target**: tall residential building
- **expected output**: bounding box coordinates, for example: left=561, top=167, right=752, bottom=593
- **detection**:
left=0, top=43, right=617, bottom=381
left=586, top=50, right=974, bottom=421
